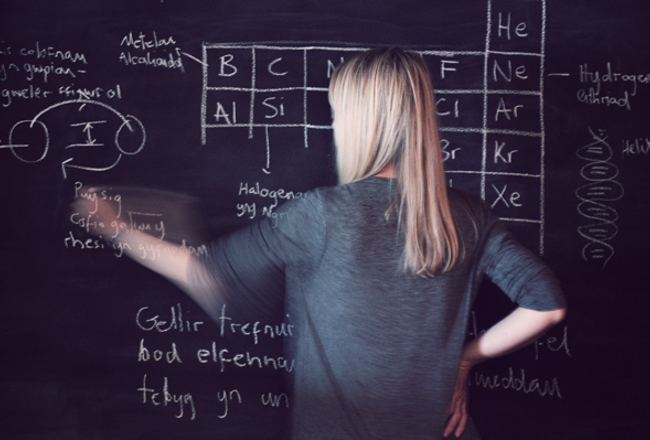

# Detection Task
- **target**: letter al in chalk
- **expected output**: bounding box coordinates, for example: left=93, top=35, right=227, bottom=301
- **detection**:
left=214, top=101, right=236, bottom=125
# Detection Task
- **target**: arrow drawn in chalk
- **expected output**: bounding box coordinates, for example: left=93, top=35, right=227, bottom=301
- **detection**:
left=67, top=120, right=108, bottom=148
left=61, top=155, right=123, bottom=180
left=262, top=125, right=271, bottom=175
left=181, top=51, right=207, bottom=66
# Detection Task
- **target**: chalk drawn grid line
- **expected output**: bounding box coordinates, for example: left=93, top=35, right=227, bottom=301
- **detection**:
left=200, top=0, right=547, bottom=253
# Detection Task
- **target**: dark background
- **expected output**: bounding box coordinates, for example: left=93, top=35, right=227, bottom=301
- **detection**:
left=1, top=1, right=649, bottom=439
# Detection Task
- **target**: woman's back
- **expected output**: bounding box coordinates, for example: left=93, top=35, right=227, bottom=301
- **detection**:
left=202, top=177, right=562, bottom=439
left=73, top=47, right=566, bottom=440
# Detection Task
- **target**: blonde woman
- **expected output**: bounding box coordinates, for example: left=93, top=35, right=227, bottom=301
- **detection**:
left=76, top=47, right=566, bottom=439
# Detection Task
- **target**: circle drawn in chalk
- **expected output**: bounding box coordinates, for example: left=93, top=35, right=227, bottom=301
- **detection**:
left=8, top=120, right=49, bottom=163
left=115, top=115, right=146, bottom=156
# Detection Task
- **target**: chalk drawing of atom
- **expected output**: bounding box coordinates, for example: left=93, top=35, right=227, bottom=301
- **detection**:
left=3, top=99, right=146, bottom=179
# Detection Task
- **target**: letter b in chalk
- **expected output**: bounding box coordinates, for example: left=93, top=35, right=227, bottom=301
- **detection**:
left=219, top=54, right=238, bottom=77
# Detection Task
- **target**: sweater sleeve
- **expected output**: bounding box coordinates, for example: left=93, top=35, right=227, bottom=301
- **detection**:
left=186, top=190, right=327, bottom=322
left=478, top=213, right=567, bottom=312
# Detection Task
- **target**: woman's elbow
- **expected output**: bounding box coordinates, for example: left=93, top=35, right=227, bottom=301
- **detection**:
left=547, top=307, right=567, bottom=325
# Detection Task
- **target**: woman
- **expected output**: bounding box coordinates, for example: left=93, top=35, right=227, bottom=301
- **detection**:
left=76, top=47, right=566, bottom=439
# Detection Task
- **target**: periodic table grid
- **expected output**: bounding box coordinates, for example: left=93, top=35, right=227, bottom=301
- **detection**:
left=200, top=0, right=547, bottom=253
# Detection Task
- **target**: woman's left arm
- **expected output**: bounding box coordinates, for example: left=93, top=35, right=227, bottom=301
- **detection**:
left=71, top=189, right=221, bottom=315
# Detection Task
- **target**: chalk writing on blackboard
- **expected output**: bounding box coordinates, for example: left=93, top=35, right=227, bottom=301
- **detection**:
left=136, top=304, right=206, bottom=333
left=576, top=128, right=624, bottom=268
left=132, top=308, right=289, bottom=355
left=119, top=31, right=185, bottom=71
left=1, top=85, right=55, bottom=106
left=136, top=371, right=290, bottom=421
left=237, top=181, right=304, bottom=220
left=138, top=374, right=197, bottom=420
left=621, top=135, right=650, bottom=158
left=138, top=339, right=183, bottom=364
left=201, top=0, right=548, bottom=250
left=468, top=309, right=568, bottom=398
left=217, top=389, right=243, bottom=419
left=134, top=301, right=294, bottom=420
left=0, top=42, right=88, bottom=83
left=194, top=343, right=296, bottom=373
left=0, top=40, right=93, bottom=125
left=577, top=63, right=650, bottom=110
left=471, top=367, right=563, bottom=398
left=217, top=304, right=295, bottom=345
left=68, top=184, right=208, bottom=258
left=3, top=99, right=145, bottom=178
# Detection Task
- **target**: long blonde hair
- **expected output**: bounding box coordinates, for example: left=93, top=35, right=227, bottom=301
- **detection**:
left=328, top=47, right=461, bottom=276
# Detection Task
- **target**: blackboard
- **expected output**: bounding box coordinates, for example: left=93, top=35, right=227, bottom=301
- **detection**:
left=1, top=1, right=649, bottom=439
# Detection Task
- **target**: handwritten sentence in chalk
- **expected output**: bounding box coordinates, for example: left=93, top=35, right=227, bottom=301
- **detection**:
left=138, top=374, right=289, bottom=420
left=136, top=304, right=295, bottom=345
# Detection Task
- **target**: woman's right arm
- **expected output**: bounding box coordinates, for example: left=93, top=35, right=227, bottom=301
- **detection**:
left=445, top=205, right=567, bottom=437
left=72, top=189, right=222, bottom=317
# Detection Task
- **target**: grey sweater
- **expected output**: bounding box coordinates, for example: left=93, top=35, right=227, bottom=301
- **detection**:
left=190, top=177, right=566, bottom=439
